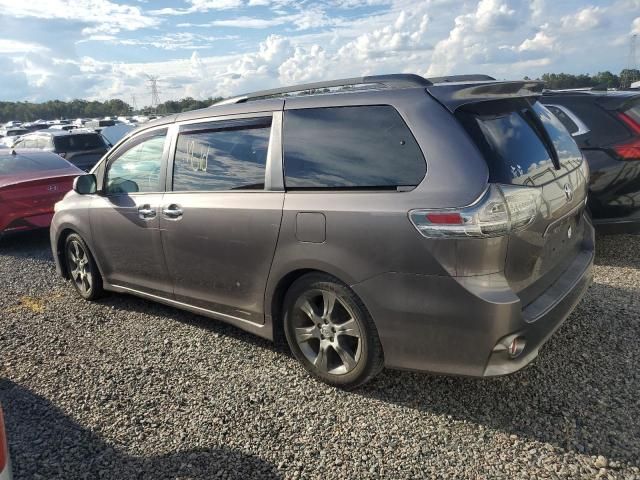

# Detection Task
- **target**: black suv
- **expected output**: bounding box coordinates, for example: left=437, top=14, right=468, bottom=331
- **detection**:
left=13, top=130, right=109, bottom=171
left=542, top=90, right=640, bottom=232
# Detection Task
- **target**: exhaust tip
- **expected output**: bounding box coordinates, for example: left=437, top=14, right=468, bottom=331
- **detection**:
left=508, top=336, right=526, bottom=358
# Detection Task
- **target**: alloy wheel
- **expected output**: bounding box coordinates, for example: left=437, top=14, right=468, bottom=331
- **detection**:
left=292, top=289, right=363, bottom=375
left=67, top=240, right=93, bottom=295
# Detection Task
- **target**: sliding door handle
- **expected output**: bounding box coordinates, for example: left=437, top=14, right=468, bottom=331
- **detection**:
left=162, top=204, right=183, bottom=219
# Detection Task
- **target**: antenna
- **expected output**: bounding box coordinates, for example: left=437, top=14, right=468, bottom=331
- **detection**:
left=146, top=74, right=161, bottom=112
left=621, top=34, right=639, bottom=88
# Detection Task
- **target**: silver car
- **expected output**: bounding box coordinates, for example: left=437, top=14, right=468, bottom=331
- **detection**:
left=51, top=74, right=594, bottom=388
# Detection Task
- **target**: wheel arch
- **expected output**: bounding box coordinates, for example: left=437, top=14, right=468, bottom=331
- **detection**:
left=56, top=228, right=104, bottom=280
left=268, top=266, right=359, bottom=345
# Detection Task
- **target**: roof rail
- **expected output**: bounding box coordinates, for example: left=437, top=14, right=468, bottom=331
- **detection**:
left=427, top=74, right=496, bottom=83
left=214, top=74, right=432, bottom=105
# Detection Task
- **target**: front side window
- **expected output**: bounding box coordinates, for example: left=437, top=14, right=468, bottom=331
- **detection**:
left=172, top=118, right=271, bottom=192
left=105, top=130, right=167, bottom=194
left=283, top=106, right=426, bottom=189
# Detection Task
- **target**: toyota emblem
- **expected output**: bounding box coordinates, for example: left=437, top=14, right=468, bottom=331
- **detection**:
left=563, top=184, right=573, bottom=202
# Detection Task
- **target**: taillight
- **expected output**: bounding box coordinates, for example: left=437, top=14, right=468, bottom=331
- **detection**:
left=613, top=112, right=640, bottom=161
left=409, top=184, right=542, bottom=238
left=0, top=406, right=7, bottom=471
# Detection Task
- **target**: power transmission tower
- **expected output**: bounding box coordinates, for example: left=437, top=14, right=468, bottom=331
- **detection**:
left=146, top=75, right=161, bottom=112
left=130, top=94, right=137, bottom=113
left=621, top=34, right=639, bottom=88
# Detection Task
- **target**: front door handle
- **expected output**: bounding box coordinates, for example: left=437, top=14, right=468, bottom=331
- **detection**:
left=138, top=204, right=156, bottom=219
left=162, top=204, right=183, bottom=219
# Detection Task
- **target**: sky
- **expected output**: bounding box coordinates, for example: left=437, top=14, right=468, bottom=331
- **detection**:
left=0, top=0, right=639, bottom=105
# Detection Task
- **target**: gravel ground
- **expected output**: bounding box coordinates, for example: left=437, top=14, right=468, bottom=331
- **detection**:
left=0, top=230, right=639, bottom=479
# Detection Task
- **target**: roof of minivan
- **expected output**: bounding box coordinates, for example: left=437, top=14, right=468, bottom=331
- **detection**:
left=121, top=74, right=544, bottom=139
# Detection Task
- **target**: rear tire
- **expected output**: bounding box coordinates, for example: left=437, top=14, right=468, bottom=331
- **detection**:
left=64, top=233, right=103, bottom=301
left=283, top=273, right=384, bottom=389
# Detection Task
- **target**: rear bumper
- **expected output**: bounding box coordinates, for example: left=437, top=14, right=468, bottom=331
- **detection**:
left=352, top=216, right=595, bottom=377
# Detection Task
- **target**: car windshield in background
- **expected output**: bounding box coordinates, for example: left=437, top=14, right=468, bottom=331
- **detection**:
left=0, top=152, right=71, bottom=175
left=6, top=129, right=28, bottom=136
left=54, top=134, right=105, bottom=152
left=100, top=124, right=136, bottom=147
left=457, top=99, right=582, bottom=187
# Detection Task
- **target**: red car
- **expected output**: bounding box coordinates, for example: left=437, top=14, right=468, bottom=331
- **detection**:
left=0, top=149, right=82, bottom=236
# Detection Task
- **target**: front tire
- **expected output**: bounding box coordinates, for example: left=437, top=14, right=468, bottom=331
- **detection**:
left=64, top=233, right=103, bottom=301
left=283, top=273, right=383, bottom=389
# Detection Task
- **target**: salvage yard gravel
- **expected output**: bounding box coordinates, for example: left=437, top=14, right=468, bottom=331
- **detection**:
left=0, top=231, right=638, bottom=479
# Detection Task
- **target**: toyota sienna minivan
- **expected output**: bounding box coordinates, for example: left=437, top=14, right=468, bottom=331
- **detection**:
left=51, top=74, right=594, bottom=388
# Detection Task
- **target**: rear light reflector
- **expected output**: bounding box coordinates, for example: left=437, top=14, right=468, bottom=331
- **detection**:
left=425, top=212, right=463, bottom=224
left=409, top=184, right=542, bottom=238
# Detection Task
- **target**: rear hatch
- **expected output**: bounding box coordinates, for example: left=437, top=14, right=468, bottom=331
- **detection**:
left=429, top=82, right=588, bottom=305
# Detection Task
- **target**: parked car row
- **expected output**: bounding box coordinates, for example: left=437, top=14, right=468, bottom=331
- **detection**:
left=2, top=73, right=638, bottom=390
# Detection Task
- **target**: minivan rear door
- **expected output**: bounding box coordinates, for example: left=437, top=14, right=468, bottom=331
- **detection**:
left=455, top=97, right=589, bottom=306
left=159, top=112, right=284, bottom=326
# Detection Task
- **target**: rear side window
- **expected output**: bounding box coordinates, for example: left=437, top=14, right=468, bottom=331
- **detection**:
left=458, top=100, right=582, bottom=187
left=54, top=134, right=106, bottom=152
left=624, top=99, right=640, bottom=124
left=283, top=106, right=425, bottom=189
left=545, top=105, right=579, bottom=135
left=172, top=117, right=271, bottom=191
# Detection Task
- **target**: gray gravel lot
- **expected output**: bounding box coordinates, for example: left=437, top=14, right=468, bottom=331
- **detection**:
left=0, top=230, right=639, bottom=479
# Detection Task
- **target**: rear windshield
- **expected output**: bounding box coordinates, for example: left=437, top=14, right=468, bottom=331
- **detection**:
left=54, top=134, right=106, bottom=152
left=457, top=99, right=583, bottom=186
left=0, top=152, right=71, bottom=175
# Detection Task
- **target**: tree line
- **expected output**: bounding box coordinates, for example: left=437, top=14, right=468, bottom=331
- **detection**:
left=2, top=69, right=639, bottom=123
left=0, top=96, right=223, bottom=123
left=534, top=69, right=640, bottom=90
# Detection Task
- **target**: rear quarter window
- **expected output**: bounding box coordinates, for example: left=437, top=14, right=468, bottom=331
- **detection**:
left=283, top=105, right=426, bottom=189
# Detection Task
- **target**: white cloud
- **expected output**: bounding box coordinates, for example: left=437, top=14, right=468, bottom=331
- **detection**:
left=0, top=39, right=49, bottom=54
left=560, top=6, right=606, bottom=31
left=427, top=0, right=533, bottom=76
left=151, top=0, right=244, bottom=15
left=0, top=0, right=160, bottom=33
left=518, top=31, right=555, bottom=52
left=82, top=32, right=239, bottom=50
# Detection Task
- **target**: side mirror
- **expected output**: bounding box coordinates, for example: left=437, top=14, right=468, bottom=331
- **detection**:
left=73, top=174, right=97, bottom=195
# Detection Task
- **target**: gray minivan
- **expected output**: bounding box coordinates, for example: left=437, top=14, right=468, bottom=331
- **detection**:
left=50, top=74, right=594, bottom=388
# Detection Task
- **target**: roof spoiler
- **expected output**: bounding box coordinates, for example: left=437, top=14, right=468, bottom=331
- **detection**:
left=427, top=80, right=545, bottom=113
